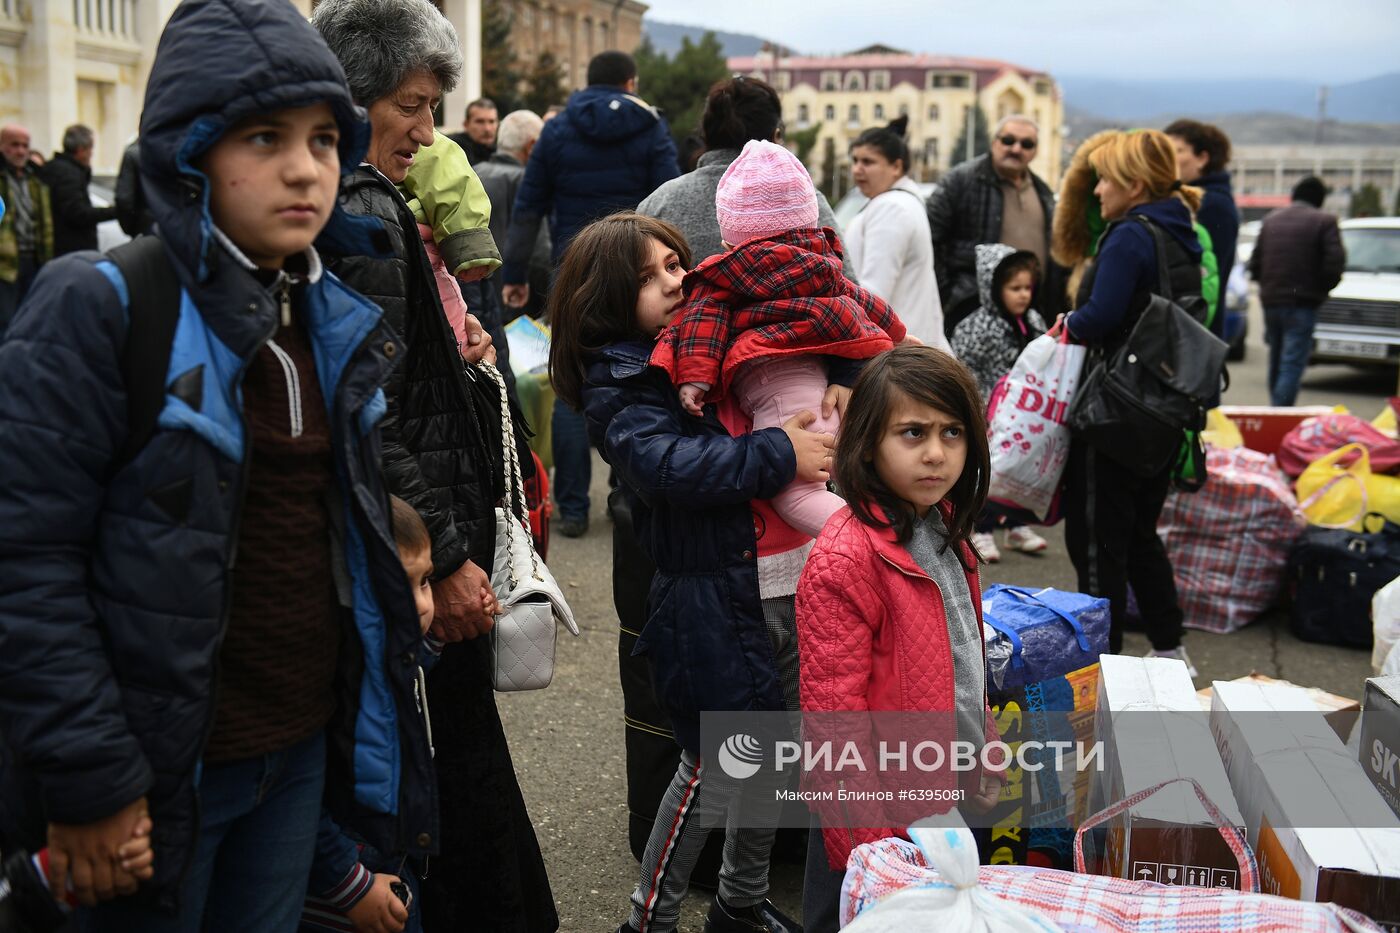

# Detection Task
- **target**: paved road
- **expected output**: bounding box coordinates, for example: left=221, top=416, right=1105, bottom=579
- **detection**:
left=496, top=297, right=1395, bottom=931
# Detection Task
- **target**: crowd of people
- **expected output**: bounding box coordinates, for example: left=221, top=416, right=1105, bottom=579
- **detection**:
left=0, top=0, right=1348, bottom=930
left=0, top=122, right=124, bottom=329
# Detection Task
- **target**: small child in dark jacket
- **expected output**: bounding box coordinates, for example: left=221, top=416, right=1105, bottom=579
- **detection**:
left=950, top=243, right=1049, bottom=561
left=302, top=497, right=478, bottom=933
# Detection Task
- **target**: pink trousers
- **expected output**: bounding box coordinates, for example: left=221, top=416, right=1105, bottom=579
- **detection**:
left=732, top=355, right=843, bottom=539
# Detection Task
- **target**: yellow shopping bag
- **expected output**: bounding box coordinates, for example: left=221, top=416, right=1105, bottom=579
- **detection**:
left=1201, top=408, right=1244, bottom=449
left=1374, top=401, right=1399, bottom=439
left=1296, top=442, right=1400, bottom=530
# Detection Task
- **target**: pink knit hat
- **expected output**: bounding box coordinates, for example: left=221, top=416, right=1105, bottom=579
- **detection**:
left=715, top=139, right=819, bottom=246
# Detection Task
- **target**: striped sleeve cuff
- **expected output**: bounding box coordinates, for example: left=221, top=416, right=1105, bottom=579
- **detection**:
left=300, top=900, right=357, bottom=933
left=423, top=633, right=445, bottom=656
left=320, top=861, right=373, bottom=911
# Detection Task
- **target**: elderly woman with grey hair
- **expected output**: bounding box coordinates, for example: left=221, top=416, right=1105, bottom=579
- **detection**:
left=311, top=0, right=558, bottom=930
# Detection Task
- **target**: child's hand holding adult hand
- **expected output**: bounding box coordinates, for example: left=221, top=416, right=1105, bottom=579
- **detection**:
left=782, top=410, right=836, bottom=484
left=47, top=796, right=150, bottom=905
left=346, top=873, right=409, bottom=933
left=116, top=812, right=155, bottom=881
left=678, top=383, right=706, bottom=417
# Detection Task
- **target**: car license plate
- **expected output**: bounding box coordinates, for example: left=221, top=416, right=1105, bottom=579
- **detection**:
left=1316, top=339, right=1389, bottom=359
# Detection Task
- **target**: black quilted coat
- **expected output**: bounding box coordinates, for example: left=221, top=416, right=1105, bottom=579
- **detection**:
left=321, top=167, right=558, bottom=932
left=324, top=166, right=503, bottom=577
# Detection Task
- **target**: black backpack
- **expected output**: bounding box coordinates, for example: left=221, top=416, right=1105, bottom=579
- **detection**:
left=1067, top=217, right=1229, bottom=479
left=106, top=236, right=181, bottom=469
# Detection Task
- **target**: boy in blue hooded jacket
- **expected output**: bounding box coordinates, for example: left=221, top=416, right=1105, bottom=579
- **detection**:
left=0, top=0, right=435, bottom=929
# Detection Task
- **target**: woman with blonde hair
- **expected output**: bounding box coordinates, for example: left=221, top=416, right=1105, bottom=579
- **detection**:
left=1058, top=129, right=1205, bottom=673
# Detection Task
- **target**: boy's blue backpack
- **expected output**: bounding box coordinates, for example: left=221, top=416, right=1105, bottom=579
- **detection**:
left=105, top=235, right=181, bottom=467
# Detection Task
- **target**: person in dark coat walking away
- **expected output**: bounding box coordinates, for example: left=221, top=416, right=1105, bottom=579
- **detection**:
left=114, top=138, right=155, bottom=237
left=0, top=0, right=437, bottom=928
left=40, top=124, right=116, bottom=256
left=550, top=212, right=827, bottom=933
left=312, top=1, right=558, bottom=929
left=502, top=49, right=680, bottom=539
left=925, top=114, right=1064, bottom=331
left=1059, top=130, right=1203, bottom=673
left=1165, top=119, right=1239, bottom=338
left=1248, top=175, right=1346, bottom=406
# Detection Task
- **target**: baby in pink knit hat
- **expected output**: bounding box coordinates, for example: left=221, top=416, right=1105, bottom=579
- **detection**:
left=650, top=139, right=907, bottom=540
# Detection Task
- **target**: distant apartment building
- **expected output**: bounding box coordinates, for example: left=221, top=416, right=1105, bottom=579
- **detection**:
left=728, top=44, right=1063, bottom=194
left=1232, top=144, right=1400, bottom=218
left=0, top=0, right=483, bottom=176
left=496, top=0, right=646, bottom=92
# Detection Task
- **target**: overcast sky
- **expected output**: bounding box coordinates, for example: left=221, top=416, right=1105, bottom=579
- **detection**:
left=639, top=0, right=1400, bottom=83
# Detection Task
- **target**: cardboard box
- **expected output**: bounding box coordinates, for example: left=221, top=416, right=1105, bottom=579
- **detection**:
left=1197, top=673, right=1360, bottom=741
left=1211, top=679, right=1400, bottom=926
left=1362, top=676, right=1400, bottom=819
left=1092, top=655, right=1249, bottom=889
left=1218, top=405, right=1339, bottom=455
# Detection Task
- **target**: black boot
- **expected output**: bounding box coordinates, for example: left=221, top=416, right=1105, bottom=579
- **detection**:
left=702, top=896, right=803, bottom=933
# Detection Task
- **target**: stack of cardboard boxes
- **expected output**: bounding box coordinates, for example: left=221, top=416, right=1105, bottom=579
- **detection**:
left=1086, top=657, right=1400, bottom=928
left=1211, top=679, right=1400, bottom=926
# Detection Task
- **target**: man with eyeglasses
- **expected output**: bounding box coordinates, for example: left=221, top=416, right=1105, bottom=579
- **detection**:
left=926, top=114, right=1063, bottom=333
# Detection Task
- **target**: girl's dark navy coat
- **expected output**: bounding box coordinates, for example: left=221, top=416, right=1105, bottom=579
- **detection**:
left=581, top=340, right=795, bottom=752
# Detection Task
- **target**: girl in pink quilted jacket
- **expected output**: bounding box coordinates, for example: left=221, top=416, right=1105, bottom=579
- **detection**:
left=794, top=345, right=1006, bottom=933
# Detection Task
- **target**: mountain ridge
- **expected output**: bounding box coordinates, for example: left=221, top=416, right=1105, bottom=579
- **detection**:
left=641, top=21, right=1400, bottom=134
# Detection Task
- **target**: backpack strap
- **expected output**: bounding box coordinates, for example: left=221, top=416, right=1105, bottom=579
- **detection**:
left=1131, top=214, right=1175, bottom=301
left=107, top=236, right=181, bottom=468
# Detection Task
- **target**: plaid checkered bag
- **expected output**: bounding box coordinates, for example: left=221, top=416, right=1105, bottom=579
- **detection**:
left=842, top=785, right=1382, bottom=932
left=1157, top=446, right=1306, bottom=633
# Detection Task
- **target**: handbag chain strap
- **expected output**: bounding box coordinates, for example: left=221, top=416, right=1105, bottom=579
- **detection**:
left=478, top=360, right=540, bottom=588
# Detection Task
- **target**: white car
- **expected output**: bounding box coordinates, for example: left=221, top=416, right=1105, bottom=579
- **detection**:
left=1311, top=217, right=1400, bottom=365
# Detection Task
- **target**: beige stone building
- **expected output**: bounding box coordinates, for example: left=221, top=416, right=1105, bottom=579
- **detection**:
left=493, top=0, right=645, bottom=93
left=1231, top=143, right=1400, bottom=218
left=729, top=45, right=1063, bottom=195
left=1, top=0, right=483, bottom=176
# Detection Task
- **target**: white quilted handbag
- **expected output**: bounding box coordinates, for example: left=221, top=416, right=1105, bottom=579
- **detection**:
left=480, top=361, right=580, bottom=691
